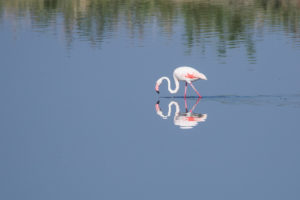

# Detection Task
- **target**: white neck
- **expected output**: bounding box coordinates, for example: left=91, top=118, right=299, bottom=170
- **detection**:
left=158, top=74, right=180, bottom=94
left=168, top=101, right=180, bottom=117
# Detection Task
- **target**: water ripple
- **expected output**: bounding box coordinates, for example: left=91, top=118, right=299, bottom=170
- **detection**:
left=160, top=94, right=300, bottom=107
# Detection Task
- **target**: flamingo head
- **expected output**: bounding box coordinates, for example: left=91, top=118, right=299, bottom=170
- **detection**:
left=198, top=73, right=207, bottom=80
left=155, top=79, right=162, bottom=94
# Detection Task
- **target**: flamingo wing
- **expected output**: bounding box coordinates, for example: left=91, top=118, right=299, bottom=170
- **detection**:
left=185, top=73, right=198, bottom=79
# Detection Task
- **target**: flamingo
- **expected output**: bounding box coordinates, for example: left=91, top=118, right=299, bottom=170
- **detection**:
left=155, top=66, right=207, bottom=98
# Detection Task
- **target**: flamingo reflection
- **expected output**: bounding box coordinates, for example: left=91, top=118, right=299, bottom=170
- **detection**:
left=155, top=97, right=207, bottom=129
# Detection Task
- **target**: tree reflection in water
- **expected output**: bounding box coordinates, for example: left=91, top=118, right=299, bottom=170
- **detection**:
left=1, top=0, right=299, bottom=58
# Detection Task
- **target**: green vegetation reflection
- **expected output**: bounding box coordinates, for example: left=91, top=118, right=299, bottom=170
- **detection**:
left=1, top=0, right=299, bottom=58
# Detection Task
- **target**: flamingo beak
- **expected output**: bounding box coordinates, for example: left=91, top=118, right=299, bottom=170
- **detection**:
left=155, top=84, right=160, bottom=94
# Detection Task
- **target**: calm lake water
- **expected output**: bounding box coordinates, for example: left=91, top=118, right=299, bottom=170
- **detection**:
left=1, top=0, right=300, bottom=199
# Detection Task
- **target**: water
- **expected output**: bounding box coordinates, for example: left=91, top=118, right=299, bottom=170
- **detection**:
left=1, top=0, right=300, bottom=199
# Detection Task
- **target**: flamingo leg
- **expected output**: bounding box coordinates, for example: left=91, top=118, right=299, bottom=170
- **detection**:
left=184, top=82, right=188, bottom=111
left=189, top=82, right=202, bottom=98
left=189, top=97, right=201, bottom=113
left=184, top=82, right=188, bottom=99
left=184, top=96, right=188, bottom=112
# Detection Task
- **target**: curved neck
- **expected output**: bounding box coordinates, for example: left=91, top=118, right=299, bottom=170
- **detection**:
left=168, top=101, right=180, bottom=117
left=159, top=74, right=180, bottom=94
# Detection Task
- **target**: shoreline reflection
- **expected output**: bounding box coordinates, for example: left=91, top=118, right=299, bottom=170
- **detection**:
left=1, top=0, right=299, bottom=59
left=155, top=97, right=207, bottom=129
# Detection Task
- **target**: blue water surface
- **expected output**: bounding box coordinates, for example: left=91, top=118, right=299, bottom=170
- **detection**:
left=0, top=1, right=300, bottom=199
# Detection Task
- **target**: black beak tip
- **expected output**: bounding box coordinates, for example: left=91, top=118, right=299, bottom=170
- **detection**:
left=156, top=90, right=159, bottom=94
left=156, top=100, right=160, bottom=104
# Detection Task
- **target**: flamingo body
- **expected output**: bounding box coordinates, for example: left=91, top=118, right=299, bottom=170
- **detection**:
left=155, top=66, right=207, bottom=97
left=173, top=66, right=207, bottom=82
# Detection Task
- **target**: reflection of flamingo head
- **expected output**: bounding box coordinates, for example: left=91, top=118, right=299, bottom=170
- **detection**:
left=155, top=101, right=160, bottom=111
left=174, top=113, right=207, bottom=129
left=155, top=101, right=167, bottom=119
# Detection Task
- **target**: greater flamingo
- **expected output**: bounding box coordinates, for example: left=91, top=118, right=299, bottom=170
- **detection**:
left=155, top=66, right=207, bottom=98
